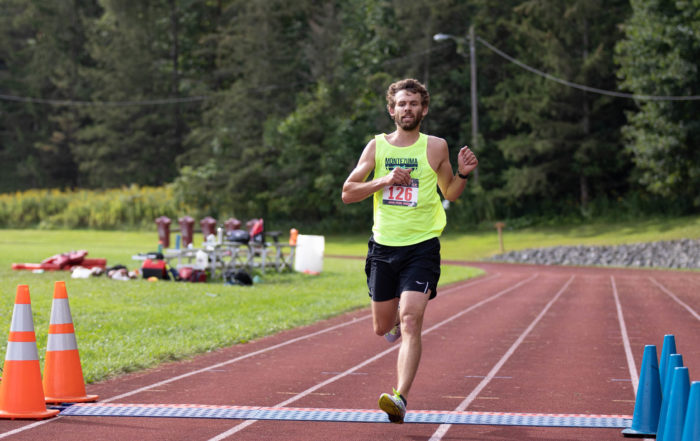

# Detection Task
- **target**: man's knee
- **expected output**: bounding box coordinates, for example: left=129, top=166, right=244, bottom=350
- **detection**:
left=374, top=321, right=393, bottom=336
left=399, top=310, right=423, bottom=335
left=398, top=290, right=429, bottom=334
left=372, top=298, right=399, bottom=336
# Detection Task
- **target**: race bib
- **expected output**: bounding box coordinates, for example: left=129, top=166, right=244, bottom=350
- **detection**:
left=383, top=179, right=419, bottom=207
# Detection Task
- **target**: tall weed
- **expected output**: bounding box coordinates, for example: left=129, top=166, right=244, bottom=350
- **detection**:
left=0, top=189, right=70, bottom=227
left=0, top=186, right=185, bottom=229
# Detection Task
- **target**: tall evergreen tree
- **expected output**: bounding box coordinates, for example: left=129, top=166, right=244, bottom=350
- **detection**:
left=34, top=0, right=102, bottom=189
left=266, top=0, right=404, bottom=226
left=176, top=0, right=314, bottom=220
left=74, top=0, right=213, bottom=188
left=616, top=0, right=700, bottom=207
left=0, top=0, right=100, bottom=190
left=0, top=0, right=39, bottom=191
left=481, top=0, right=631, bottom=215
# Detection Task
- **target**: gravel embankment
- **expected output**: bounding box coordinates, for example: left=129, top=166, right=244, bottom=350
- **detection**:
left=488, top=239, right=700, bottom=269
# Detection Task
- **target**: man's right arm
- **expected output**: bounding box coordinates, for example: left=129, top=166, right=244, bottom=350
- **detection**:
left=342, top=139, right=414, bottom=204
left=342, top=139, right=382, bottom=204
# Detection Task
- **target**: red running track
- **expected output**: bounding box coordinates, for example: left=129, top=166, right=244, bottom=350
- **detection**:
left=1, top=262, right=698, bottom=441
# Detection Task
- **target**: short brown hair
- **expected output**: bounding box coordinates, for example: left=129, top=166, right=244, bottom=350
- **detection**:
left=386, top=78, right=430, bottom=109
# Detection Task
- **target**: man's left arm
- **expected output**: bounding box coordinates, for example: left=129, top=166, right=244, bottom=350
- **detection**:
left=432, top=138, right=478, bottom=201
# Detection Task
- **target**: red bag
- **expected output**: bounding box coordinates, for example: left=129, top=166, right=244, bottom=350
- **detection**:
left=42, top=250, right=88, bottom=268
left=177, top=267, right=206, bottom=282
left=141, top=259, right=169, bottom=279
left=249, top=218, right=264, bottom=244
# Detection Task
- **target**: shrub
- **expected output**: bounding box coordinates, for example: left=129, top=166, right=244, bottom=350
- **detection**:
left=0, top=186, right=187, bottom=230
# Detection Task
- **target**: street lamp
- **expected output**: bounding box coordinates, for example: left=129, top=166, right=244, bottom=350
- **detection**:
left=434, top=26, right=479, bottom=184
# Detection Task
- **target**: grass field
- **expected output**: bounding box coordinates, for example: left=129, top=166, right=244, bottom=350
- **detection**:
left=0, top=214, right=698, bottom=383
left=327, top=215, right=700, bottom=260
left=0, top=231, right=480, bottom=383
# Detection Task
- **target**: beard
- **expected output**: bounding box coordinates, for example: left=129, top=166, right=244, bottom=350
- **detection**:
left=394, top=111, right=423, bottom=131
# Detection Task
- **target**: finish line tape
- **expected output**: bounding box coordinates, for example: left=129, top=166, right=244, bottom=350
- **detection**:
left=56, top=403, right=633, bottom=428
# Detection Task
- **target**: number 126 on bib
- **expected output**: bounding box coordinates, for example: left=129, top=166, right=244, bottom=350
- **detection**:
left=383, top=179, right=419, bottom=207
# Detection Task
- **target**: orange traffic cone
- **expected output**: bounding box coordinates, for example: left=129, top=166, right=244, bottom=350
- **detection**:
left=42, top=281, right=98, bottom=403
left=0, top=285, right=59, bottom=419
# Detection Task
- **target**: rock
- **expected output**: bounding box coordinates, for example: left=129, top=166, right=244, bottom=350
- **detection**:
left=488, top=239, right=700, bottom=269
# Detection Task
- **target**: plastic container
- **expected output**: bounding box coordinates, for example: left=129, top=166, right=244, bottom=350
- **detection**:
left=200, top=216, right=217, bottom=238
left=178, top=216, right=194, bottom=247
left=155, top=216, right=171, bottom=248
left=224, top=218, right=242, bottom=232
left=293, top=234, right=324, bottom=273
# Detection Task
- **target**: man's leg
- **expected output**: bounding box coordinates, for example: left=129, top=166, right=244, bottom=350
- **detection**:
left=371, top=297, right=400, bottom=336
left=377, top=289, right=429, bottom=423
left=395, top=289, right=430, bottom=398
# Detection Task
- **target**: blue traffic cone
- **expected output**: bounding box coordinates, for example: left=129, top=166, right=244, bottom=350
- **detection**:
left=660, top=335, right=677, bottom=391
left=682, top=382, right=700, bottom=441
left=659, top=367, right=690, bottom=441
left=623, top=345, right=662, bottom=437
left=658, top=354, right=684, bottom=439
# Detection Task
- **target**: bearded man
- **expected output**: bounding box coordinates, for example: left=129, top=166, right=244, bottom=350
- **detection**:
left=342, top=78, right=478, bottom=423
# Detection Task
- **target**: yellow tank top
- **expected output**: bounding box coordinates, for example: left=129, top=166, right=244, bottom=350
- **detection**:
left=372, top=133, right=446, bottom=246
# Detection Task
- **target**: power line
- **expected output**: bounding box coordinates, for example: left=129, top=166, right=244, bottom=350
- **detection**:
left=0, top=93, right=210, bottom=107
left=3, top=35, right=699, bottom=106
left=476, top=36, right=700, bottom=101
left=0, top=47, right=441, bottom=108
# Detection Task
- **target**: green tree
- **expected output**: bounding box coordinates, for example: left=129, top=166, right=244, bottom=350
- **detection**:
left=267, top=0, right=401, bottom=227
left=74, top=0, right=214, bottom=188
left=0, top=0, right=39, bottom=191
left=176, top=0, right=315, bottom=221
left=477, top=0, right=630, bottom=216
left=615, top=0, right=700, bottom=207
left=0, top=0, right=100, bottom=191
left=4, top=0, right=689, bottom=228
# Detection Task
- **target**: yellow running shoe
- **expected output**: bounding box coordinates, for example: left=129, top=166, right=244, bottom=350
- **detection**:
left=378, top=388, right=406, bottom=424
left=384, top=322, right=401, bottom=343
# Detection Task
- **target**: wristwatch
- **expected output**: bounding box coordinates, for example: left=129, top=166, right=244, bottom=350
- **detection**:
left=457, top=171, right=469, bottom=179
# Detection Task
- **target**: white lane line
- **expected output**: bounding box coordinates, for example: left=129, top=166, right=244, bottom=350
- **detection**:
left=611, top=276, right=639, bottom=394
left=0, top=420, right=56, bottom=440
left=0, top=273, right=500, bottom=439
left=649, top=277, right=700, bottom=320
left=207, top=273, right=540, bottom=440
left=428, top=275, right=574, bottom=441
left=104, top=275, right=495, bottom=403
left=101, top=317, right=373, bottom=403
left=615, top=277, right=655, bottom=441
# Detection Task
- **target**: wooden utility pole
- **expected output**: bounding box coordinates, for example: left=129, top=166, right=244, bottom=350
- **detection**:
left=469, top=25, right=479, bottom=185
left=495, top=222, right=505, bottom=253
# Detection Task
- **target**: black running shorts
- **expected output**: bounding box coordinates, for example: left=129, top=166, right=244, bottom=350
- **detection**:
left=365, top=236, right=441, bottom=302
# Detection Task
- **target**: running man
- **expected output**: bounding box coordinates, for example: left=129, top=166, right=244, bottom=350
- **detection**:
left=341, top=78, right=478, bottom=423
